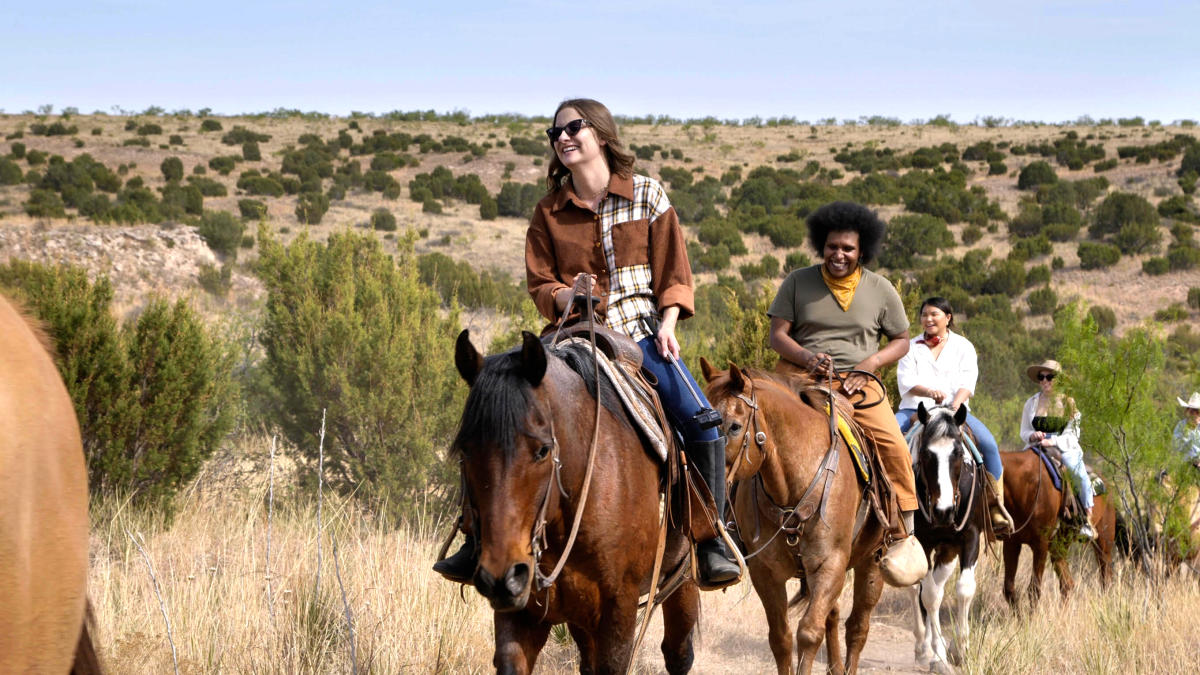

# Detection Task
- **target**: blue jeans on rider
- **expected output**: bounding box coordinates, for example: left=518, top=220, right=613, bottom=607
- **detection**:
left=1058, top=443, right=1094, bottom=510
left=895, top=407, right=1003, bottom=480
left=637, top=337, right=720, bottom=444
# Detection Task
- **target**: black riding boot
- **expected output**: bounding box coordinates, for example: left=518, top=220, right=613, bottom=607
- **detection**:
left=689, top=437, right=741, bottom=588
left=432, top=533, right=478, bottom=583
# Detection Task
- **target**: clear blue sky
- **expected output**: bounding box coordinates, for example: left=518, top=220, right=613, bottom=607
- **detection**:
left=5, top=1, right=1198, bottom=123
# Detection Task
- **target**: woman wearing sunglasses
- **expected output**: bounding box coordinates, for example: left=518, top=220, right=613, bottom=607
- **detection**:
left=435, top=98, right=740, bottom=588
left=1020, top=359, right=1096, bottom=538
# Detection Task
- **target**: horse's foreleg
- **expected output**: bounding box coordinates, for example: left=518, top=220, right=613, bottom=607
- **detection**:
left=921, top=560, right=954, bottom=666
left=1002, top=540, right=1021, bottom=610
left=749, top=560, right=795, bottom=675
left=659, top=581, right=698, bottom=675
left=1051, top=547, right=1075, bottom=599
left=568, top=624, right=597, bottom=675
left=843, top=559, right=883, bottom=675
left=1028, top=543, right=1048, bottom=607
left=493, top=612, right=551, bottom=675
left=951, top=561, right=977, bottom=660
left=909, top=581, right=927, bottom=663
left=592, top=598, right=639, bottom=675
left=795, top=555, right=847, bottom=675
left=823, top=601, right=842, bottom=675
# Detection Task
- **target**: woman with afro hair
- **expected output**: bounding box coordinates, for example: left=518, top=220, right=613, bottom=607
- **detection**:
left=767, top=201, right=926, bottom=585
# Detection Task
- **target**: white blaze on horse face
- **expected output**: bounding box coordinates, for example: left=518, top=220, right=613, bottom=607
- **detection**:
left=929, top=438, right=956, bottom=512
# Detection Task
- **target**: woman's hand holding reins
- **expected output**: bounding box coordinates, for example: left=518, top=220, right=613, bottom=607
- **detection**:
left=656, top=306, right=681, bottom=359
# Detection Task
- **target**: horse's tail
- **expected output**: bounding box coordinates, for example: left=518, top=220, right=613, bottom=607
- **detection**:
left=71, top=599, right=102, bottom=675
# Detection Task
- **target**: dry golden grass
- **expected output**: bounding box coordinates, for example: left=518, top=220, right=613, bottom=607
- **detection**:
left=88, top=433, right=1200, bottom=674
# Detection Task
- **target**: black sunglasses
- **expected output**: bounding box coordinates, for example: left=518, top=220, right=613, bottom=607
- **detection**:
left=1037, top=373, right=1056, bottom=382
left=546, top=118, right=592, bottom=142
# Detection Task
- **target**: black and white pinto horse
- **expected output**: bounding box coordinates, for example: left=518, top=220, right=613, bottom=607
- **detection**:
left=908, top=403, right=989, bottom=671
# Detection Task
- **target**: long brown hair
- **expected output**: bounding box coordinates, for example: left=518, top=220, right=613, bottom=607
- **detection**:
left=545, top=98, right=636, bottom=191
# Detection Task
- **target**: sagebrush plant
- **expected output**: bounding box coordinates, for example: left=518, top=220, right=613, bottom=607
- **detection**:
left=254, top=226, right=464, bottom=519
left=0, top=260, right=236, bottom=511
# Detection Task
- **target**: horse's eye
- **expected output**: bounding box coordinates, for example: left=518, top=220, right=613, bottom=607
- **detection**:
left=534, top=443, right=553, bottom=461
left=729, top=422, right=743, bottom=434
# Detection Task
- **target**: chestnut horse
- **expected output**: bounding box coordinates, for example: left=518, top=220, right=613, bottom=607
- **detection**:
left=701, top=361, right=886, bottom=675
left=1, top=294, right=98, bottom=672
left=1000, top=449, right=1116, bottom=608
left=453, top=330, right=699, bottom=674
left=907, top=404, right=988, bottom=670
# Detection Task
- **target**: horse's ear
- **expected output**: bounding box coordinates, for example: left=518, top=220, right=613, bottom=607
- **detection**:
left=700, top=357, right=719, bottom=383
left=455, top=329, right=483, bottom=386
left=917, top=401, right=929, bottom=425
left=727, top=362, right=747, bottom=393
left=519, top=331, right=547, bottom=386
left=954, top=404, right=968, bottom=427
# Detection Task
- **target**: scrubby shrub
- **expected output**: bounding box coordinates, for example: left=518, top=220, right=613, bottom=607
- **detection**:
left=1018, top=161, right=1058, bottom=189
left=168, top=134, right=183, bottom=146
left=295, top=191, right=330, bottom=224
left=1088, top=305, right=1117, bottom=334
left=254, top=229, right=462, bottom=515
left=0, top=260, right=235, bottom=510
left=509, top=136, right=544, bottom=156
left=1077, top=241, right=1121, bottom=269
left=784, top=251, right=812, bottom=271
left=988, top=161, right=1007, bottom=176
left=26, top=149, right=47, bottom=165
left=982, top=259, right=1027, bottom=296
left=697, top=217, right=748, bottom=255
left=1052, top=255, right=1065, bottom=269
left=370, top=207, right=397, bottom=231
left=0, top=158, right=22, bottom=185
left=185, top=175, right=226, bottom=197
left=422, top=198, right=442, bottom=214
left=1092, top=191, right=1159, bottom=239
left=1187, top=287, right=1200, bottom=310
left=1142, top=257, right=1170, bottom=275
left=136, top=123, right=163, bottom=136
left=1027, top=286, right=1058, bottom=315
left=739, top=254, right=781, bottom=281
left=10, top=141, right=26, bottom=158
left=221, top=126, right=271, bottom=145
left=238, top=198, right=267, bottom=220
left=208, top=155, right=237, bottom=175
left=496, top=181, right=543, bottom=218
left=1155, top=303, right=1189, bottom=321
left=160, top=156, right=184, bottom=182
left=690, top=243, right=731, bottom=272
left=199, top=119, right=222, bottom=132
left=122, top=137, right=150, bottom=147
left=1168, top=243, right=1200, bottom=270
left=878, top=213, right=954, bottom=268
left=198, top=210, right=245, bottom=258
left=160, top=182, right=203, bottom=216
left=24, top=189, right=67, bottom=217
left=197, top=262, right=232, bottom=298
left=1026, top=264, right=1051, bottom=286
left=479, top=194, right=499, bottom=220
left=1179, top=170, right=1198, bottom=195
left=242, top=141, right=261, bottom=161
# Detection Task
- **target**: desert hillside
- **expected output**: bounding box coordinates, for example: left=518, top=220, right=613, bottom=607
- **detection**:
left=1, top=111, right=1198, bottom=334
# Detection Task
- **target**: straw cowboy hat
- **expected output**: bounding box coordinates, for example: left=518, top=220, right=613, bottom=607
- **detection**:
left=1178, top=392, right=1200, bottom=409
left=1026, top=359, right=1062, bottom=382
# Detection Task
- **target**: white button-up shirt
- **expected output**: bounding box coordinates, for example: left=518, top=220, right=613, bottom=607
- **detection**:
left=896, top=330, right=979, bottom=411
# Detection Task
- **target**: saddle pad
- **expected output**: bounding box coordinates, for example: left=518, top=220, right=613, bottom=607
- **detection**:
left=904, top=422, right=984, bottom=466
left=1030, top=446, right=1063, bottom=491
left=824, top=403, right=871, bottom=484
left=553, top=337, right=668, bottom=462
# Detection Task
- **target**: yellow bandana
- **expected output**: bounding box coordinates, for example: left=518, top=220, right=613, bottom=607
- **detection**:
left=821, top=265, right=862, bottom=312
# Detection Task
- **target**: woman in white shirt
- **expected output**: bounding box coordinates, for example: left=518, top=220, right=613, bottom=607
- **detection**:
left=895, top=297, right=1012, bottom=531
left=1020, top=359, right=1096, bottom=538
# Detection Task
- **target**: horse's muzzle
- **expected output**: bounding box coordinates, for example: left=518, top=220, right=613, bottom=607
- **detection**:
left=474, top=561, right=532, bottom=612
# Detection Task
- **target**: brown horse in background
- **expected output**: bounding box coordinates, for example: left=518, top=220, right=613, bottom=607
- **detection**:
left=702, top=361, right=886, bottom=675
left=999, top=449, right=1116, bottom=608
left=0, top=294, right=99, bottom=673
left=453, top=330, right=699, bottom=674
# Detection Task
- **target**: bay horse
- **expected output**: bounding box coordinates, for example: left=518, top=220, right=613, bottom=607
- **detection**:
left=701, top=360, right=886, bottom=675
left=907, top=404, right=987, bottom=670
left=453, top=330, right=699, bottom=674
left=999, top=449, right=1117, bottom=608
left=0, top=293, right=99, bottom=673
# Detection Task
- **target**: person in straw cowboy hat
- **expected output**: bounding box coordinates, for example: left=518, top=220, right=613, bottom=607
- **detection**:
left=1020, top=359, right=1097, bottom=539
left=1173, top=392, right=1200, bottom=464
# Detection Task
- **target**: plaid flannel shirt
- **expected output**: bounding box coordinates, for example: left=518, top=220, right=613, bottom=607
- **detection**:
left=525, top=173, right=694, bottom=340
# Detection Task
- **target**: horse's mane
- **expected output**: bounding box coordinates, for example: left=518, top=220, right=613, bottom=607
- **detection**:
left=921, top=407, right=960, bottom=443
left=452, top=340, right=624, bottom=459
left=3, top=295, right=59, bottom=360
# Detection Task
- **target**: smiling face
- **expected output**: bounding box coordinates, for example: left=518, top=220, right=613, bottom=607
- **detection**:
left=1186, top=407, right=1200, bottom=428
left=1036, top=369, right=1056, bottom=394
left=920, top=304, right=951, bottom=338
left=551, top=107, right=607, bottom=174
left=822, top=230, right=861, bottom=279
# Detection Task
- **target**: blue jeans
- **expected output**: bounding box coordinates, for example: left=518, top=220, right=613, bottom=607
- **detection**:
left=637, top=337, right=719, bottom=444
left=896, top=407, right=1003, bottom=479
left=1057, top=442, right=1094, bottom=510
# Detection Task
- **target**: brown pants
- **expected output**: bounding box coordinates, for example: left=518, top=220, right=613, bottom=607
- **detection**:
left=776, top=362, right=918, bottom=512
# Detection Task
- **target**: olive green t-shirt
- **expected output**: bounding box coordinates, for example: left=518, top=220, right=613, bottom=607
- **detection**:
left=767, top=265, right=908, bottom=370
